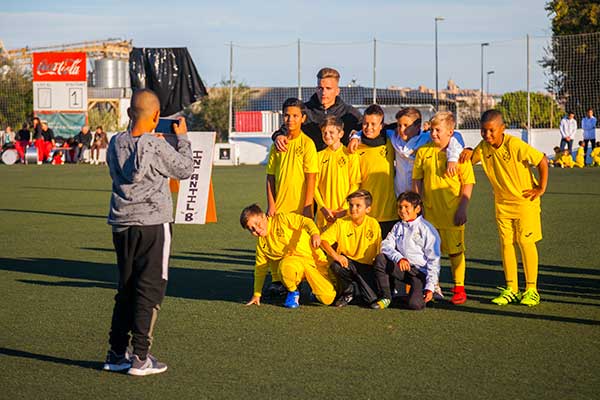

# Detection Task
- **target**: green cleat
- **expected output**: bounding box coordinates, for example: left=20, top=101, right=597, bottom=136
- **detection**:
left=370, top=298, right=391, bottom=309
left=491, top=287, right=522, bottom=305
left=520, top=288, right=541, bottom=307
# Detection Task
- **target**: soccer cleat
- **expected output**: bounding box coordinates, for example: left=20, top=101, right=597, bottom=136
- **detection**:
left=450, top=286, right=467, bottom=305
left=491, top=287, right=522, bottom=305
left=520, top=288, right=541, bottom=307
left=370, top=298, right=391, bottom=309
left=334, top=293, right=353, bottom=308
left=103, top=350, right=131, bottom=372
left=127, top=354, right=168, bottom=376
left=433, top=284, right=444, bottom=301
left=283, top=290, right=300, bottom=308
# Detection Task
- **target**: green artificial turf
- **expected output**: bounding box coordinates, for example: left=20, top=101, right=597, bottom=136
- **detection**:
left=1, top=164, right=599, bottom=399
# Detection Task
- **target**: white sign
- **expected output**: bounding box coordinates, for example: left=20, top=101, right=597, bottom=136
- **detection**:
left=175, top=132, right=216, bottom=224
left=33, top=81, right=88, bottom=112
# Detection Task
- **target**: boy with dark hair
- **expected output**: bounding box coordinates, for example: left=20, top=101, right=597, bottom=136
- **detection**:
left=320, top=189, right=382, bottom=307
left=575, top=141, right=585, bottom=168
left=372, top=191, right=441, bottom=310
left=241, top=204, right=336, bottom=308
left=314, top=115, right=361, bottom=230
left=356, top=104, right=398, bottom=237
left=460, top=109, right=548, bottom=306
left=413, top=111, right=475, bottom=305
left=103, top=89, right=193, bottom=376
left=591, top=142, right=600, bottom=166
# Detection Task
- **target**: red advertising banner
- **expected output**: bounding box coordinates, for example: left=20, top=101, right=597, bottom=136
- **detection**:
left=32, top=52, right=87, bottom=82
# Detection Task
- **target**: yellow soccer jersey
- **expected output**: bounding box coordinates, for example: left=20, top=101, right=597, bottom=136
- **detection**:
left=591, top=148, right=600, bottom=165
left=472, top=134, right=545, bottom=218
left=558, top=153, right=575, bottom=168
left=413, top=143, right=475, bottom=230
left=575, top=148, right=585, bottom=168
left=320, top=215, right=382, bottom=265
left=253, top=212, right=326, bottom=296
left=314, top=145, right=361, bottom=228
left=266, top=132, right=318, bottom=214
left=357, top=141, right=397, bottom=222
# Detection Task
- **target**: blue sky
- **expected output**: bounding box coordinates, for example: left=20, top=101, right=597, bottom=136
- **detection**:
left=1, top=0, right=553, bottom=93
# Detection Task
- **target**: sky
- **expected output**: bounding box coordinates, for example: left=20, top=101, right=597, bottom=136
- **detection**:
left=0, top=0, right=553, bottom=94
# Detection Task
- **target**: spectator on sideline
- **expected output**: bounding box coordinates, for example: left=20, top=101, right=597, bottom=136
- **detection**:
left=34, top=121, right=55, bottom=163
left=14, top=123, right=31, bottom=163
left=90, top=126, right=109, bottom=165
left=582, top=108, right=597, bottom=164
left=559, top=111, right=577, bottom=153
left=272, top=67, right=362, bottom=152
left=74, top=125, right=93, bottom=163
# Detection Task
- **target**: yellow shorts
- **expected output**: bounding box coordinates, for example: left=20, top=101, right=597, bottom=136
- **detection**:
left=496, top=213, right=542, bottom=246
left=438, top=228, right=465, bottom=255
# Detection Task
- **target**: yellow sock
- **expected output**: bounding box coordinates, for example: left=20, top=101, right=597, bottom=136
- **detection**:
left=519, top=241, right=539, bottom=291
left=501, top=244, right=519, bottom=291
left=449, top=252, right=466, bottom=287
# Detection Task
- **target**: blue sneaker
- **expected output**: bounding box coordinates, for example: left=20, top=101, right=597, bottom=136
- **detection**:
left=284, top=291, right=300, bottom=308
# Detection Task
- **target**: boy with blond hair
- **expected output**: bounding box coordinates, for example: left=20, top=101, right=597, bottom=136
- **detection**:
left=320, top=190, right=382, bottom=307
left=461, top=109, right=548, bottom=306
left=241, top=204, right=336, bottom=308
left=413, top=111, right=475, bottom=305
left=314, top=115, right=361, bottom=230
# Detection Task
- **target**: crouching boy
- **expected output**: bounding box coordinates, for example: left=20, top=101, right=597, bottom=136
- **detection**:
left=372, top=192, right=441, bottom=310
left=241, top=204, right=336, bottom=308
left=320, top=190, right=382, bottom=307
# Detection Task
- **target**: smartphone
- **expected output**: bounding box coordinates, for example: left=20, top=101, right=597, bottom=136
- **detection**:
left=155, top=118, right=180, bottom=134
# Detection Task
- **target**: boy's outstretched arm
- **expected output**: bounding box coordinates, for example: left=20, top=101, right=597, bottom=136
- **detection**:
left=454, top=183, right=473, bottom=226
left=266, top=174, right=277, bottom=216
left=303, top=172, right=316, bottom=218
left=412, top=178, right=424, bottom=196
left=523, top=156, right=549, bottom=200
left=321, top=240, right=348, bottom=268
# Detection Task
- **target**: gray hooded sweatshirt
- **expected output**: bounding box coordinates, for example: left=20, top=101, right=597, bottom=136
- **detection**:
left=107, top=131, right=193, bottom=226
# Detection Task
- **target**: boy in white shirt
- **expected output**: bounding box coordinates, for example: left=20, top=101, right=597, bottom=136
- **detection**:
left=559, top=112, right=577, bottom=153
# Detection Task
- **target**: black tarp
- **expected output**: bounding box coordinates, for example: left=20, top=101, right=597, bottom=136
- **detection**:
left=129, top=47, right=208, bottom=116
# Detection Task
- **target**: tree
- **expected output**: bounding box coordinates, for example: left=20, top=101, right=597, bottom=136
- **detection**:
left=0, top=58, right=33, bottom=128
left=185, top=80, right=254, bottom=142
left=496, top=91, right=563, bottom=129
left=542, top=1, right=600, bottom=118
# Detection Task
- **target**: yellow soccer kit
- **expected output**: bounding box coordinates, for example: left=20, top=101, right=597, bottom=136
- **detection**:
left=253, top=213, right=334, bottom=303
left=320, top=215, right=382, bottom=265
left=558, top=153, right=575, bottom=168
left=357, top=141, right=397, bottom=222
left=413, top=143, right=475, bottom=231
left=314, top=145, right=361, bottom=229
left=575, top=148, right=585, bottom=168
left=592, top=147, right=600, bottom=166
left=266, top=132, right=318, bottom=214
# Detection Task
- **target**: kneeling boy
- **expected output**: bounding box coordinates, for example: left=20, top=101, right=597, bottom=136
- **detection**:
left=241, top=204, right=336, bottom=308
left=373, top=191, right=441, bottom=310
left=320, top=190, right=382, bottom=307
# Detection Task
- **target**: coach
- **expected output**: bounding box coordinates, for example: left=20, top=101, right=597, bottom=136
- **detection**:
left=272, top=67, right=362, bottom=152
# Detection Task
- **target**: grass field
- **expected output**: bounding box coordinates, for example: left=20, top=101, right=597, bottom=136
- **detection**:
left=1, top=164, right=599, bottom=399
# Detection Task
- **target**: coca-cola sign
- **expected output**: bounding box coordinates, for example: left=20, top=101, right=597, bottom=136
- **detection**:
left=33, top=52, right=87, bottom=82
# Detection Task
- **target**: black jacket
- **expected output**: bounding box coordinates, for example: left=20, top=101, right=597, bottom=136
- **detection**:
left=273, top=94, right=363, bottom=151
left=74, top=131, right=93, bottom=147
left=16, top=129, right=31, bottom=142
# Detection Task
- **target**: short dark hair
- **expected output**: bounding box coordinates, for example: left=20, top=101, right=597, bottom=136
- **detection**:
left=397, top=191, right=423, bottom=215
left=481, top=109, right=504, bottom=124
left=395, top=107, right=422, bottom=127
left=320, top=115, right=344, bottom=132
left=364, top=104, right=385, bottom=123
left=282, top=97, right=306, bottom=114
left=239, top=203, right=264, bottom=229
left=96, top=125, right=103, bottom=131
left=567, top=111, right=575, bottom=116
left=346, top=189, right=373, bottom=207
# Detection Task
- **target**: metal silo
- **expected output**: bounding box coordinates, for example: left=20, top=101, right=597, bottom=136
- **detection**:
left=95, top=58, right=119, bottom=88
left=118, top=60, right=131, bottom=88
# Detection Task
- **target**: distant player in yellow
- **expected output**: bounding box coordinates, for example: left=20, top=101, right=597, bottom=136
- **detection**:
left=556, top=149, right=575, bottom=168
left=574, top=141, right=585, bottom=168
left=461, top=110, right=548, bottom=307
left=240, top=204, right=336, bottom=308
left=591, top=142, right=600, bottom=166
left=266, top=97, right=318, bottom=218
left=320, top=190, right=382, bottom=307
left=314, top=115, right=361, bottom=230
left=356, top=104, right=397, bottom=237
left=413, top=111, right=475, bottom=305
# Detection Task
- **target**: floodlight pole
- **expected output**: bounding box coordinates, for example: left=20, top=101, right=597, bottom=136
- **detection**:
left=480, top=42, right=489, bottom=115
left=228, top=41, right=233, bottom=137
left=373, top=37, right=377, bottom=104
left=297, top=38, right=301, bottom=100
left=435, top=17, right=444, bottom=111
left=527, top=34, right=531, bottom=134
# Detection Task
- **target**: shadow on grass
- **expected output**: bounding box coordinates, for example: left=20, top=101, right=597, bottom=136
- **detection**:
left=1, top=257, right=252, bottom=303
left=81, top=247, right=255, bottom=266
left=462, top=257, right=600, bottom=277
left=0, top=348, right=100, bottom=370
left=0, top=208, right=106, bottom=219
